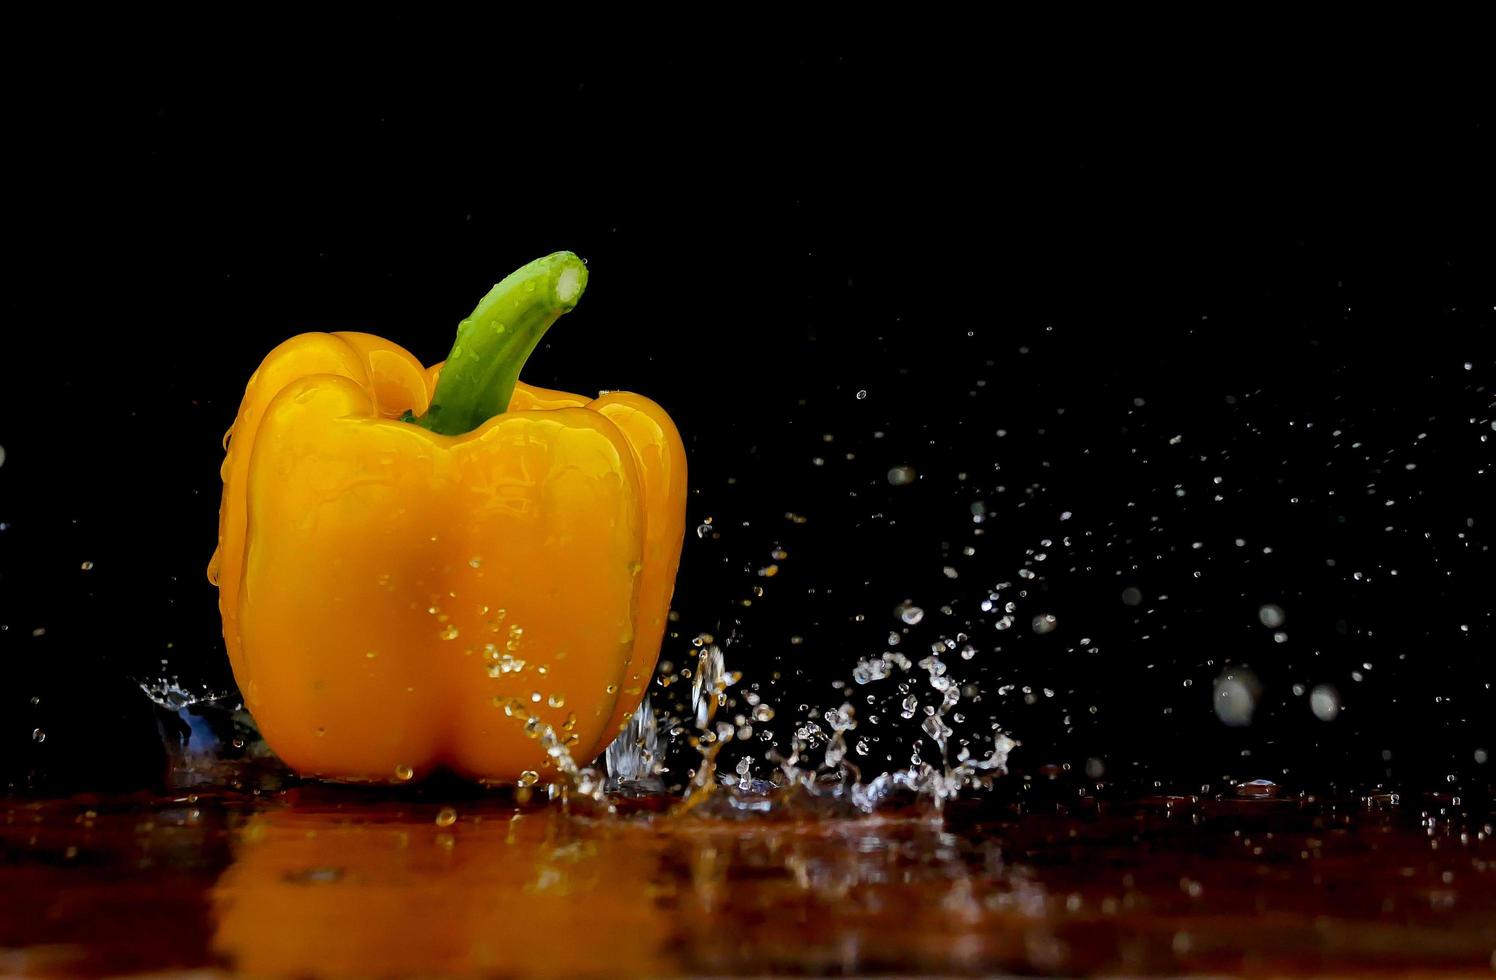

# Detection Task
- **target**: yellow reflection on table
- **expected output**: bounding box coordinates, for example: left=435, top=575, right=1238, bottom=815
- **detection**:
left=212, top=804, right=668, bottom=977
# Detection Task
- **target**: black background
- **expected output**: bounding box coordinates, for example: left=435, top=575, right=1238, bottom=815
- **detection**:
left=3, top=28, right=1495, bottom=795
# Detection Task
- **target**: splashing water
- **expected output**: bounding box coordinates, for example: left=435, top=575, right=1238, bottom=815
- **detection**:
left=674, top=642, right=742, bottom=813
left=139, top=677, right=234, bottom=711
left=619, top=627, right=1021, bottom=817
left=604, top=693, right=665, bottom=793
left=492, top=696, right=610, bottom=811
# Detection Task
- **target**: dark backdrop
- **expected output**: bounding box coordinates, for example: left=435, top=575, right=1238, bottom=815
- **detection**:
left=3, top=30, right=1494, bottom=796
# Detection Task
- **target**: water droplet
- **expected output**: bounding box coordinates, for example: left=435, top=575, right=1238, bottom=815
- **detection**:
left=896, top=602, right=924, bottom=625
left=517, top=770, right=539, bottom=788
left=435, top=807, right=457, bottom=827
left=1214, top=668, right=1259, bottom=727
left=887, top=465, right=916, bottom=486
left=79, top=561, right=94, bottom=571
left=1310, top=684, right=1340, bottom=721
left=922, top=713, right=953, bottom=746
left=1031, top=614, right=1057, bottom=635
left=547, top=693, right=565, bottom=709
left=439, top=625, right=460, bottom=641
left=468, top=556, right=483, bottom=569
left=855, top=389, right=867, bottom=400
left=394, top=763, right=414, bottom=781
left=1258, top=604, right=1286, bottom=628
left=31, top=728, right=45, bottom=743
left=824, top=703, right=857, bottom=732
left=853, top=657, right=889, bottom=685
left=489, top=651, right=524, bottom=674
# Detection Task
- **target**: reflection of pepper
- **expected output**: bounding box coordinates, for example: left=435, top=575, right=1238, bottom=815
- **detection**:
left=208, top=253, right=686, bottom=783
left=213, top=805, right=670, bottom=976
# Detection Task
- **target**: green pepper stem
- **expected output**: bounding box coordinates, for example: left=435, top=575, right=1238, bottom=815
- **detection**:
left=408, top=251, right=588, bottom=436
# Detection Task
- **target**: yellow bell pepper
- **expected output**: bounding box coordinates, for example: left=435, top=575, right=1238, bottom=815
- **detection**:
left=207, top=252, right=686, bottom=784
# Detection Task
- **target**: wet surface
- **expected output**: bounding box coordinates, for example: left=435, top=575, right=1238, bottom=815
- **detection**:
left=5, top=789, right=1496, bottom=977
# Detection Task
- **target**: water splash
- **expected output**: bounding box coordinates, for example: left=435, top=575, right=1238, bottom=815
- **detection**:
left=492, top=696, right=610, bottom=811
left=649, top=631, right=1018, bottom=817
left=674, top=642, right=741, bottom=814
left=604, top=693, right=665, bottom=793
left=139, top=677, right=234, bottom=711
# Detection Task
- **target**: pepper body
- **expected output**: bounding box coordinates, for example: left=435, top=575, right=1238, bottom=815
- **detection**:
left=209, top=257, right=686, bottom=783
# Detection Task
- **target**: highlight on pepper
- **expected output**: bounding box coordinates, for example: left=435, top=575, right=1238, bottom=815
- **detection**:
left=207, top=252, right=687, bottom=784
